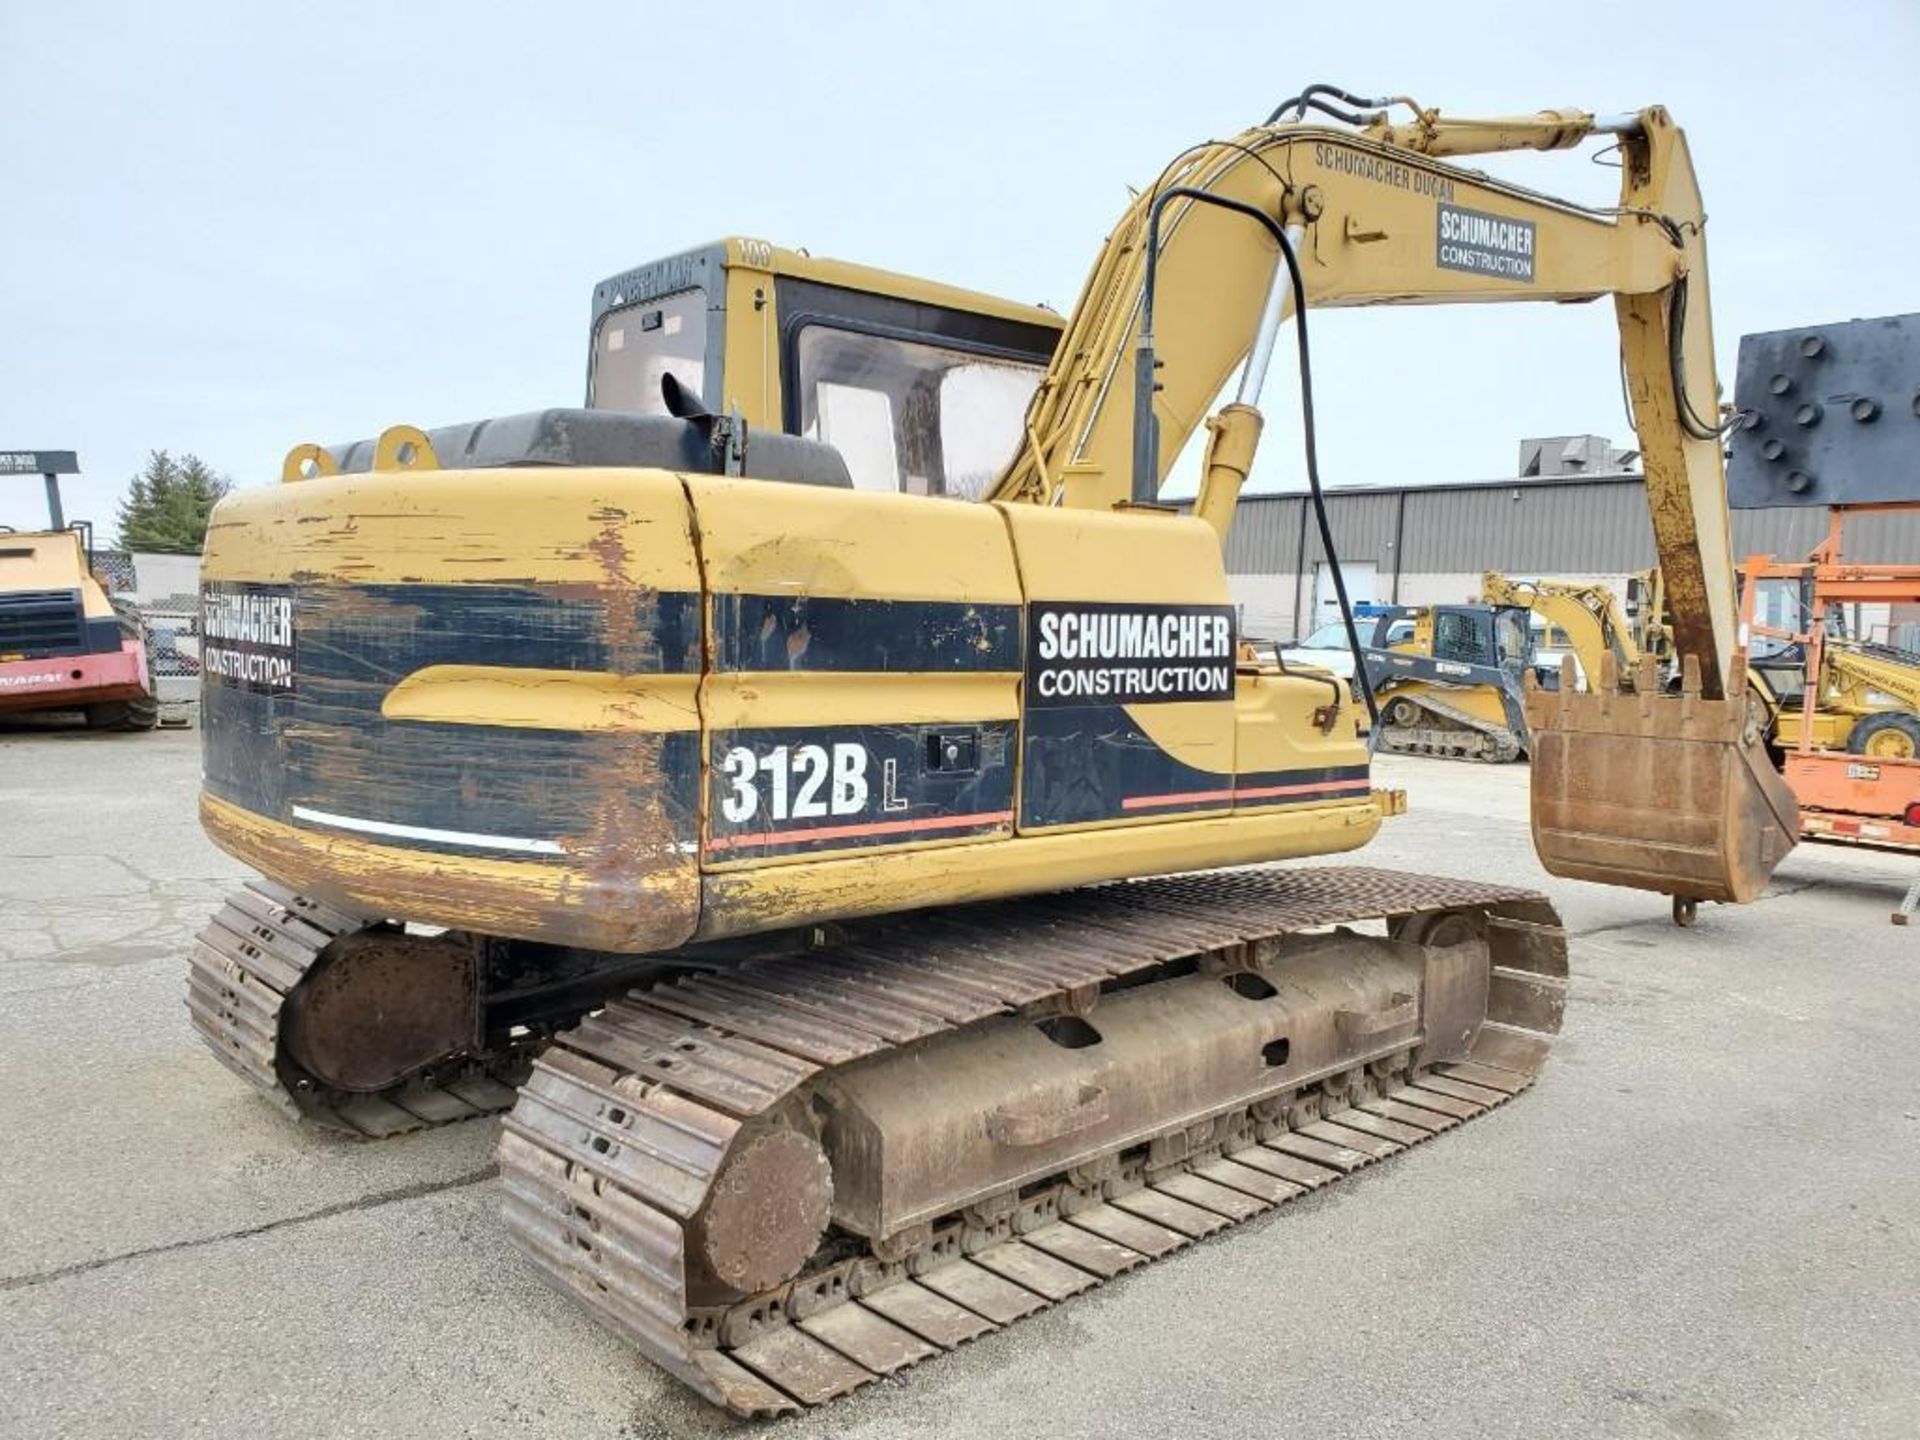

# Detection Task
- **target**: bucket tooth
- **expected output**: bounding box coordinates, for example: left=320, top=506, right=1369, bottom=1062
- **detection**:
left=1526, top=651, right=1798, bottom=905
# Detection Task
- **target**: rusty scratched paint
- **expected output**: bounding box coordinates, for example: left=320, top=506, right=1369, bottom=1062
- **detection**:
left=571, top=504, right=701, bottom=950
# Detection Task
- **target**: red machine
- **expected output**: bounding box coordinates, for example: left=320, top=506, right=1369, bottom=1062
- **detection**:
left=0, top=452, right=158, bottom=730
left=1740, top=504, right=1920, bottom=851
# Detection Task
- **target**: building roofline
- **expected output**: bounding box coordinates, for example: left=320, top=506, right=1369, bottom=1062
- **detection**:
left=1232, top=470, right=1644, bottom=502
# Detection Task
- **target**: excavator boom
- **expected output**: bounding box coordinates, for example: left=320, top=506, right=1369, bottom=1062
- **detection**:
left=994, top=102, right=1794, bottom=904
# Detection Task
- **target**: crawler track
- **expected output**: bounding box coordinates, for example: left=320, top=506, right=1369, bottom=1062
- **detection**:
left=498, top=866, right=1566, bottom=1415
left=1374, top=692, right=1524, bottom=762
left=185, top=881, right=526, bottom=1136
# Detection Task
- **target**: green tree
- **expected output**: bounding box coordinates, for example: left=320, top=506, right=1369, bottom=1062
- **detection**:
left=115, top=451, right=232, bottom=552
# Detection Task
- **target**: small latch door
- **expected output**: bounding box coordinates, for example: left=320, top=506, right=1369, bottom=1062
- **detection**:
left=925, top=729, right=981, bottom=774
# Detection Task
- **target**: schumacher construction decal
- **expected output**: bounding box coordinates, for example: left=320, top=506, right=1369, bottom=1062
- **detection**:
left=1436, top=203, right=1536, bottom=282
left=1026, top=600, right=1236, bottom=708
left=200, top=582, right=296, bottom=692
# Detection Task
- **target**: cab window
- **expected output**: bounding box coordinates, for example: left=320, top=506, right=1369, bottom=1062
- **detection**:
left=1433, top=610, right=1492, bottom=665
left=793, top=325, right=1042, bottom=499
left=1494, top=609, right=1530, bottom=665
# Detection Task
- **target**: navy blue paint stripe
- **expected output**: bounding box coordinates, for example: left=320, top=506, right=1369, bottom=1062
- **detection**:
left=294, top=583, right=700, bottom=688
left=1022, top=702, right=1372, bottom=826
left=712, top=594, right=1021, bottom=673
left=203, top=579, right=702, bottom=856
left=1235, top=763, right=1372, bottom=789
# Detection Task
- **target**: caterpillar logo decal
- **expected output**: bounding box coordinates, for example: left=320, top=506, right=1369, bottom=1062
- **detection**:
left=1027, top=600, right=1236, bottom=708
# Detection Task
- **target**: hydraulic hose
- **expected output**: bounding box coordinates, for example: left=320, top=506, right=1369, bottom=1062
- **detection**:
left=1667, top=276, right=1736, bottom=441
left=1136, top=187, right=1380, bottom=728
left=1265, top=84, right=1413, bottom=126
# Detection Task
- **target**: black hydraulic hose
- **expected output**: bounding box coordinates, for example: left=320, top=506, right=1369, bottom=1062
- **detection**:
left=1135, top=187, right=1380, bottom=728
left=1288, top=98, right=1375, bottom=128
left=1266, top=84, right=1391, bottom=125
left=1274, top=234, right=1383, bottom=730
left=1667, top=276, right=1735, bottom=441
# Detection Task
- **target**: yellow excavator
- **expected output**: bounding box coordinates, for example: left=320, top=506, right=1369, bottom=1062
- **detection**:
left=1481, top=572, right=1643, bottom=685
left=186, top=92, right=1797, bottom=1414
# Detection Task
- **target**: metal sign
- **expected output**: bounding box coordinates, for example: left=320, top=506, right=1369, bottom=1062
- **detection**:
left=0, top=451, right=79, bottom=476
left=1436, top=203, right=1536, bottom=283
left=1729, top=312, right=1920, bottom=509
left=1, top=450, right=80, bottom=528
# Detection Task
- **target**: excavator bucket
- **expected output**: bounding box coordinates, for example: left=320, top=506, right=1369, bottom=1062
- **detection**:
left=1526, top=653, right=1799, bottom=905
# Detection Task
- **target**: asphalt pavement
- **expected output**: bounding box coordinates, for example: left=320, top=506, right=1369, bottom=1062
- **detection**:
left=2, top=726, right=1915, bottom=1440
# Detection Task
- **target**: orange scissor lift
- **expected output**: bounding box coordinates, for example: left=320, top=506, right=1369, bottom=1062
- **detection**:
left=1740, top=503, right=1920, bottom=853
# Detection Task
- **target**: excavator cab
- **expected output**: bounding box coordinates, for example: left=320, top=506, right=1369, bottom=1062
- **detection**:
left=584, top=239, right=1062, bottom=499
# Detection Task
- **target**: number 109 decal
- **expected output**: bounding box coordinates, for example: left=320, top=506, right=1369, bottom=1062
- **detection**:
left=706, top=723, right=1016, bottom=857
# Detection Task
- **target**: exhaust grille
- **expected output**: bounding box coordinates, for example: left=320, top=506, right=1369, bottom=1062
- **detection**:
left=0, top=588, right=86, bottom=658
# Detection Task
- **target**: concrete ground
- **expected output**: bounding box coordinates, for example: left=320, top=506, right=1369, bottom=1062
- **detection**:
left=2, top=725, right=1916, bottom=1440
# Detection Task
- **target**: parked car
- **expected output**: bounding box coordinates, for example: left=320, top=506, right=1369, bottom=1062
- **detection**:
left=1278, top=617, right=1414, bottom=682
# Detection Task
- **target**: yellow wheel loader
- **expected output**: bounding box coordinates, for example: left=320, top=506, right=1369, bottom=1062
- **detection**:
left=187, top=91, right=1796, bottom=1414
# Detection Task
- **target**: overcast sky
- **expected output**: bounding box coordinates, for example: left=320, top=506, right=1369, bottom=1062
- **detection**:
left=2, top=1, right=1915, bottom=533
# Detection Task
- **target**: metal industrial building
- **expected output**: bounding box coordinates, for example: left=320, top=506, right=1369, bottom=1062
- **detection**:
left=1221, top=435, right=1920, bottom=640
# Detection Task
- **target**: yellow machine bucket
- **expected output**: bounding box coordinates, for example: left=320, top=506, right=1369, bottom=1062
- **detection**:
left=1526, top=654, right=1799, bottom=907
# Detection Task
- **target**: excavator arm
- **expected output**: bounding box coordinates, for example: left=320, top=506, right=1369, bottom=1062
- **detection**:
left=1480, top=572, right=1642, bottom=682
left=995, top=98, right=1797, bottom=905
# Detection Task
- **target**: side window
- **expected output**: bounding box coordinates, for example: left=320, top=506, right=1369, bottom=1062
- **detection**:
left=590, top=289, right=708, bottom=414
left=1495, top=610, right=1530, bottom=663
left=1748, top=577, right=1803, bottom=661
left=794, top=325, right=1042, bottom=499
